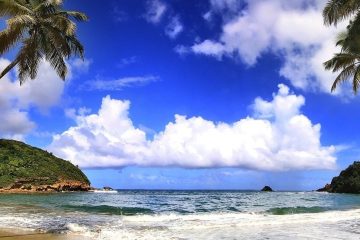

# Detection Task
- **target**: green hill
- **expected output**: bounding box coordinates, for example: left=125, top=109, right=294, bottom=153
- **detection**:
left=0, top=139, right=90, bottom=191
left=318, top=161, right=360, bottom=194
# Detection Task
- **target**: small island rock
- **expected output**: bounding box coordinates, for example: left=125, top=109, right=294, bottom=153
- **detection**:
left=261, top=186, right=273, bottom=192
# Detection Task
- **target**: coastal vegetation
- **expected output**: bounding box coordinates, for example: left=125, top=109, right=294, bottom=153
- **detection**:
left=0, top=139, right=90, bottom=191
left=318, top=161, right=360, bottom=193
left=0, top=0, right=87, bottom=83
left=323, top=0, right=360, bottom=93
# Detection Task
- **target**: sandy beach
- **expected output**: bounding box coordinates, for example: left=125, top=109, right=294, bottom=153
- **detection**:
left=0, top=229, right=87, bottom=240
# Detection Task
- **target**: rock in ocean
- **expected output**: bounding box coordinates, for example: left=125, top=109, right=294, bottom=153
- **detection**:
left=261, top=186, right=273, bottom=192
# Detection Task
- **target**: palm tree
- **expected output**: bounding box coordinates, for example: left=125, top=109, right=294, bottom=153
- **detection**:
left=0, top=0, right=87, bottom=84
left=324, top=36, right=360, bottom=93
left=323, top=0, right=360, bottom=27
left=323, top=0, right=360, bottom=93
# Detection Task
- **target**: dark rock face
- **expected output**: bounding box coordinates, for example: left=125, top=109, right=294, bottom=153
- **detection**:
left=316, top=184, right=331, bottom=192
left=261, top=186, right=273, bottom=192
left=317, top=161, right=360, bottom=194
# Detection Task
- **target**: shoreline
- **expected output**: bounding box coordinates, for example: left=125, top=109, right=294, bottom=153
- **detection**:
left=0, top=229, right=88, bottom=240
left=0, top=190, right=89, bottom=194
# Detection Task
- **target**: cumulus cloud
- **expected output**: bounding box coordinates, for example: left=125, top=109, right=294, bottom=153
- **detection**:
left=190, top=0, right=346, bottom=94
left=81, top=75, right=159, bottom=91
left=0, top=56, right=88, bottom=139
left=165, top=16, right=184, bottom=39
left=144, top=0, right=167, bottom=24
left=0, top=58, right=68, bottom=139
left=49, top=84, right=336, bottom=171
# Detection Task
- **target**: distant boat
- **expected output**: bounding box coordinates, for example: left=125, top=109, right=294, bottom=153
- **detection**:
left=91, top=186, right=117, bottom=193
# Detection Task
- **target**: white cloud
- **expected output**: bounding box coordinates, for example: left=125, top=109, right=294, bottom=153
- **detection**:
left=117, top=56, right=138, bottom=68
left=0, top=58, right=68, bottom=139
left=204, top=0, right=242, bottom=22
left=49, top=96, right=148, bottom=168
left=69, top=58, right=92, bottom=74
left=174, top=45, right=190, bottom=56
left=49, top=84, right=336, bottom=171
left=0, top=96, right=35, bottom=140
left=192, top=40, right=226, bottom=59
left=144, top=1, right=184, bottom=40
left=145, top=0, right=167, bottom=24
left=81, top=76, right=159, bottom=91
left=209, top=0, right=242, bottom=13
left=0, top=56, right=87, bottom=139
left=190, top=0, right=346, bottom=94
left=165, top=16, right=184, bottom=39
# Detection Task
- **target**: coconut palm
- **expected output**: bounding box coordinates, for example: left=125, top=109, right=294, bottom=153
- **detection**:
left=323, top=0, right=360, bottom=93
left=323, top=0, right=360, bottom=27
left=324, top=38, right=360, bottom=93
left=0, top=0, right=87, bottom=84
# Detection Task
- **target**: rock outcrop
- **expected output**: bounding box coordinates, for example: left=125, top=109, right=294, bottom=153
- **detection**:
left=261, top=186, right=273, bottom=192
left=0, top=139, right=90, bottom=192
left=316, top=184, right=332, bottom=192
left=2, top=179, right=90, bottom=193
left=317, top=161, right=360, bottom=194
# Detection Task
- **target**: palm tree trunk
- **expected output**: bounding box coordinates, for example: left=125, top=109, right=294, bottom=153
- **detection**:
left=0, top=58, right=20, bottom=79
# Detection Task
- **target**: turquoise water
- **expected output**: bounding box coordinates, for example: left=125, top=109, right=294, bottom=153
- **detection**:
left=1, top=190, right=360, bottom=239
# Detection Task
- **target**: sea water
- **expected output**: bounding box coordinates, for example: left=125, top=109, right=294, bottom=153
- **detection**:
left=0, top=190, right=360, bottom=239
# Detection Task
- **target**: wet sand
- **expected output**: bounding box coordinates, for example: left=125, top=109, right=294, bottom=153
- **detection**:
left=0, top=229, right=88, bottom=240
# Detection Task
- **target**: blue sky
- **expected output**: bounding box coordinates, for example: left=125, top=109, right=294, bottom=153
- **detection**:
left=1, top=0, right=360, bottom=190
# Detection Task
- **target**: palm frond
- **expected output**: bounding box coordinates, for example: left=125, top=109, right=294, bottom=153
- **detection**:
left=352, top=64, right=360, bottom=93
left=51, top=0, right=63, bottom=6
left=40, top=24, right=71, bottom=57
left=0, top=0, right=32, bottom=17
left=7, top=14, right=35, bottom=26
left=56, top=10, right=88, bottom=22
left=0, top=58, right=19, bottom=79
left=45, top=46, right=67, bottom=80
left=324, top=53, right=360, bottom=72
left=65, top=35, right=84, bottom=59
left=17, top=35, right=41, bottom=83
left=33, top=0, right=61, bottom=16
left=342, top=12, right=360, bottom=53
left=0, top=24, right=24, bottom=55
left=331, top=64, right=357, bottom=92
left=323, top=0, right=360, bottom=26
left=0, top=0, right=86, bottom=82
left=47, top=15, right=76, bottom=36
left=336, top=31, right=347, bottom=45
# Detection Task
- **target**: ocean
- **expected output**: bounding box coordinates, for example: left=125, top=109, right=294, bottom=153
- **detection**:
left=0, top=190, right=360, bottom=239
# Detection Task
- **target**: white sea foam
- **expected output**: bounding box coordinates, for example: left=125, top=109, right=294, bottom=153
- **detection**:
left=63, top=209, right=360, bottom=239
left=1, top=208, right=360, bottom=239
left=66, top=223, right=89, bottom=233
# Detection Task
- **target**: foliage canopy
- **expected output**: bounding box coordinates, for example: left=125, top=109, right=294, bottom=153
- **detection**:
left=0, top=139, right=90, bottom=188
left=0, top=0, right=87, bottom=84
